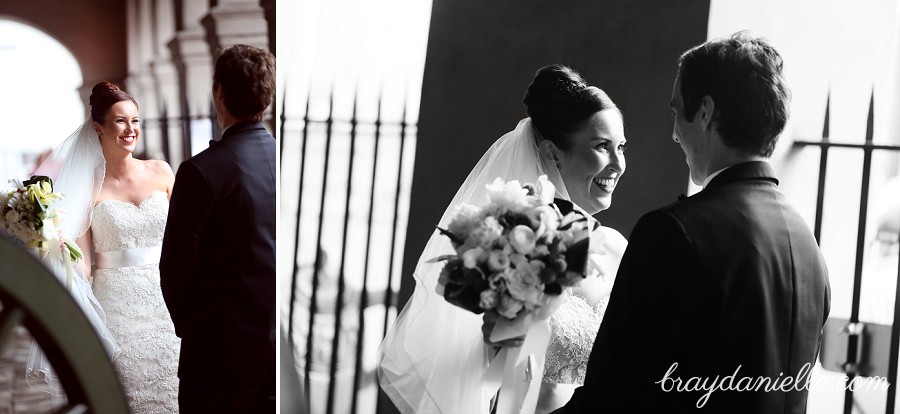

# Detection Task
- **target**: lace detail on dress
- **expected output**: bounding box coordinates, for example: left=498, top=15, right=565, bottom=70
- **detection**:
left=90, top=191, right=180, bottom=413
left=90, top=192, right=167, bottom=253
left=542, top=294, right=608, bottom=385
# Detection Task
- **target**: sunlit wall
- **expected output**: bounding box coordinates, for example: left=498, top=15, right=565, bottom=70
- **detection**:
left=708, top=1, right=900, bottom=412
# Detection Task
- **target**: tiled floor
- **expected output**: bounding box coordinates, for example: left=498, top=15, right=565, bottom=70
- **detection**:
left=0, top=327, right=57, bottom=414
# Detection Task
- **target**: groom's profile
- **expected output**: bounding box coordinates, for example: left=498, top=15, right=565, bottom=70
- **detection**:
left=555, top=32, right=830, bottom=413
left=160, top=44, right=276, bottom=413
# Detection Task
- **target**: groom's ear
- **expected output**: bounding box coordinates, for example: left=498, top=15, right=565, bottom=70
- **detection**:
left=698, top=95, right=716, bottom=131
left=213, top=82, right=225, bottom=103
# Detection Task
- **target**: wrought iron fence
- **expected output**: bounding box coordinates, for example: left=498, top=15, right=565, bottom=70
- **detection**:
left=282, top=91, right=413, bottom=414
left=793, top=91, right=900, bottom=414
left=277, top=88, right=900, bottom=414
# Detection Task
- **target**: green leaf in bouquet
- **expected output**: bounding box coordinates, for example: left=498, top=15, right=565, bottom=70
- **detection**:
left=436, top=226, right=464, bottom=246
left=557, top=213, right=588, bottom=231
left=439, top=259, right=476, bottom=285
left=23, top=175, right=52, bottom=188
left=551, top=198, right=575, bottom=214
left=563, top=236, right=589, bottom=279
left=536, top=260, right=555, bottom=284
left=499, top=211, right=532, bottom=230
left=426, top=254, right=458, bottom=264
left=443, top=276, right=490, bottom=315
left=24, top=176, right=53, bottom=214
left=543, top=282, right=563, bottom=295
left=64, top=240, right=83, bottom=262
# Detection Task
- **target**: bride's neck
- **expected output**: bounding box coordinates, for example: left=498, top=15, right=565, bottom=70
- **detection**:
left=104, top=155, right=136, bottom=178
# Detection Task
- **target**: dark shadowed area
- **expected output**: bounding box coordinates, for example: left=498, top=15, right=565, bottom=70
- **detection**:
left=399, top=0, right=710, bottom=313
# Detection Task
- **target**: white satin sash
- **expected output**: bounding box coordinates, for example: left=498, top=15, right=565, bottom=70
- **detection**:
left=94, top=245, right=162, bottom=269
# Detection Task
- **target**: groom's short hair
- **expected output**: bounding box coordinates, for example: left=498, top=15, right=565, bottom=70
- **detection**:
left=677, top=32, right=790, bottom=158
left=213, top=45, right=276, bottom=122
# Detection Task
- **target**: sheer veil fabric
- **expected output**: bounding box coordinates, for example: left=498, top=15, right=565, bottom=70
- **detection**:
left=26, top=119, right=120, bottom=396
left=377, top=118, right=571, bottom=413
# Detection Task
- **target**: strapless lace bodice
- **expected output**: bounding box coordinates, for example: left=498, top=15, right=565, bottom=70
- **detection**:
left=91, top=191, right=167, bottom=253
left=542, top=225, right=623, bottom=386
left=90, top=190, right=180, bottom=413
left=543, top=293, right=608, bottom=384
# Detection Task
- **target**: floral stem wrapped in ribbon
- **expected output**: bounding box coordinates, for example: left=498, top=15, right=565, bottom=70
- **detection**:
left=429, top=175, right=592, bottom=413
left=1, top=176, right=84, bottom=288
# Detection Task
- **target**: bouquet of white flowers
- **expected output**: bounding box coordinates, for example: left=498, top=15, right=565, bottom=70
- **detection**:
left=430, top=175, right=598, bottom=414
left=0, top=176, right=83, bottom=265
left=431, top=175, right=591, bottom=320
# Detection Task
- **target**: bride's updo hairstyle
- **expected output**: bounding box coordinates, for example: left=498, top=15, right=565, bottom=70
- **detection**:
left=90, top=81, right=138, bottom=124
left=523, top=64, right=617, bottom=151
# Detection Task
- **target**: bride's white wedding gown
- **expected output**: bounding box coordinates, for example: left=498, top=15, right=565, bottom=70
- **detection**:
left=90, top=190, right=180, bottom=413
left=537, top=225, right=625, bottom=413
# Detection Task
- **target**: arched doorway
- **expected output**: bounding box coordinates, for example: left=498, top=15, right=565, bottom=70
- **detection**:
left=0, top=17, right=87, bottom=412
left=0, top=18, right=83, bottom=182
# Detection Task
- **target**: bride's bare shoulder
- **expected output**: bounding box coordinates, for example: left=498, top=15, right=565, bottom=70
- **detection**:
left=140, top=159, right=174, bottom=177
left=138, top=159, right=175, bottom=191
left=597, top=226, right=627, bottom=256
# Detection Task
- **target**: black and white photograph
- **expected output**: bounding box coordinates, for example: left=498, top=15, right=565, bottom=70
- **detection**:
left=280, top=0, right=900, bottom=414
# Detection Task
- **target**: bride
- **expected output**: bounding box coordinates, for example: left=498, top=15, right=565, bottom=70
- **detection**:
left=33, top=81, right=180, bottom=412
left=378, top=64, right=628, bottom=413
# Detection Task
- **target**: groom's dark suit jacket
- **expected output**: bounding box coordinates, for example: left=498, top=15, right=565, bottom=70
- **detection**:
left=557, top=161, right=830, bottom=413
left=160, top=121, right=276, bottom=411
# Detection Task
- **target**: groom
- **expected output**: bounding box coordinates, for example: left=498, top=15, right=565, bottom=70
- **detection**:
left=555, top=33, right=830, bottom=413
left=160, top=44, right=276, bottom=412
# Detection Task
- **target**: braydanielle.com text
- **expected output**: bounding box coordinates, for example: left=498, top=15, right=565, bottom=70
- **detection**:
left=655, top=362, right=890, bottom=408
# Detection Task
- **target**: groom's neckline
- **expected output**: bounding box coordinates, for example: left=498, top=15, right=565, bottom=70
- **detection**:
left=220, top=121, right=265, bottom=142
left=703, top=161, right=779, bottom=191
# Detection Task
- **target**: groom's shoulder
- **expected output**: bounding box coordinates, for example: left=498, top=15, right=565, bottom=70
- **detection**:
left=630, top=195, right=718, bottom=237
left=176, top=148, right=223, bottom=180
left=630, top=205, right=688, bottom=236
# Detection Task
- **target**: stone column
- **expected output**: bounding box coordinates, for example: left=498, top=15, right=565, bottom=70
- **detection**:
left=169, top=0, right=215, bottom=161
left=152, top=59, right=183, bottom=164
left=150, top=0, right=186, bottom=166
left=201, top=0, right=269, bottom=52
left=129, top=71, right=164, bottom=161
left=124, top=0, right=164, bottom=160
left=201, top=0, right=273, bottom=131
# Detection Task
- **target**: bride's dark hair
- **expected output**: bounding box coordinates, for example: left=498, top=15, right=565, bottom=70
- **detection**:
left=523, top=64, right=617, bottom=151
left=90, top=81, right=138, bottom=124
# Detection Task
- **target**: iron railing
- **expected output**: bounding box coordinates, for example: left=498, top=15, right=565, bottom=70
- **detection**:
left=282, top=90, right=413, bottom=414
left=793, top=91, right=900, bottom=414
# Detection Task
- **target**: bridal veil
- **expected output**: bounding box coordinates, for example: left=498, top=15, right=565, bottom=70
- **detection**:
left=377, top=118, right=569, bottom=413
left=26, top=119, right=120, bottom=396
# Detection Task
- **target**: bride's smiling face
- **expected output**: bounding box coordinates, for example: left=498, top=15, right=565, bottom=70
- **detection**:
left=557, top=109, right=627, bottom=215
left=94, top=101, right=141, bottom=155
